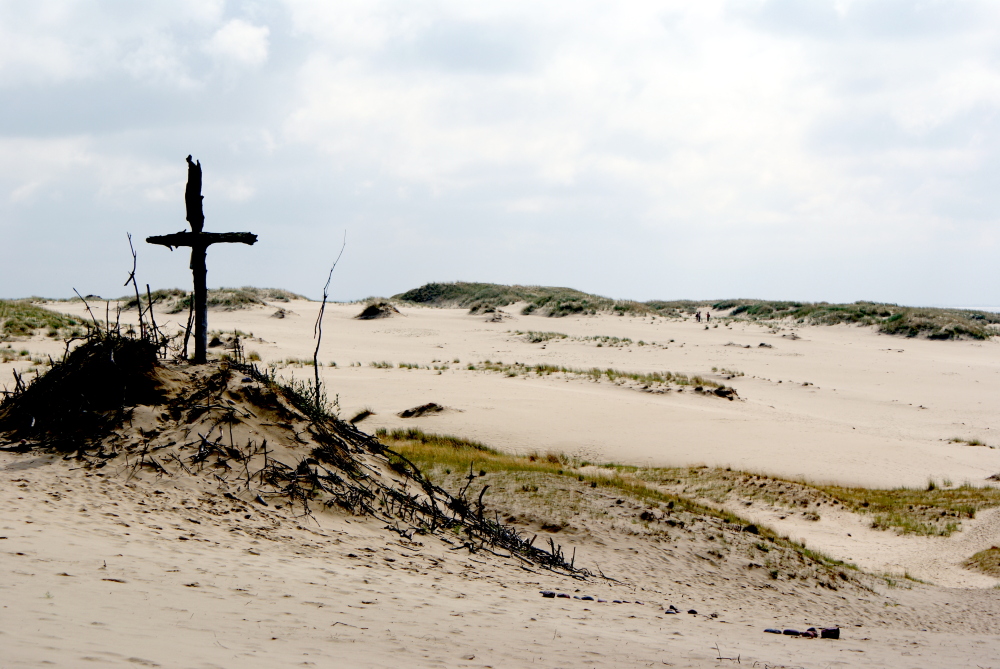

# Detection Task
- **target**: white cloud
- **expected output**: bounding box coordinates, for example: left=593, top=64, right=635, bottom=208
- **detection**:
left=206, top=19, right=270, bottom=66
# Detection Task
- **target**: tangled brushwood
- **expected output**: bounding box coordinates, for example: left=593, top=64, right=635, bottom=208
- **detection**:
left=0, top=327, right=585, bottom=575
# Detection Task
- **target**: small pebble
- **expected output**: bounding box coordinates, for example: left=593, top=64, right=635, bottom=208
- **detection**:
left=540, top=591, right=555, bottom=598
left=556, top=593, right=570, bottom=599
left=581, top=595, right=594, bottom=601
left=764, top=628, right=782, bottom=634
left=687, top=609, right=697, bottom=615
left=783, top=629, right=801, bottom=636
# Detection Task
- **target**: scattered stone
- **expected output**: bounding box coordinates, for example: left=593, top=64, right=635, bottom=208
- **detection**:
left=580, top=595, right=594, bottom=601
left=743, top=524, right=759, bottom=534
left=556, top=593, right=570, bottom=599
left=759, top=343, right=773, bottom=348
left=540, top=591, right=555, bottom=598
left=764, top=628, right=782, bottom=634
left=687, top=609, right=697, bottom=615
left=783, top=629, right=801, bottom=636
left=821, top=627, right=840, bottom=640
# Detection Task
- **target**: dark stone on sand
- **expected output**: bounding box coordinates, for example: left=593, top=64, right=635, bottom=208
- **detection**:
left=764, top=628, right=782, bottom=634
left=801, top=630, right=817, bottom=638
left=821, top=627, right=840, bottom=639
left=743, top=524, right=759, bottom=534
left=783, top=629, right=801, bottom=636
left=687, top=609, right=697, bottom=615
left=581, top=595, right=594, bottom=601
left=557, top=593, right=570, bottom=599
left=613, top=600, right=622, bottom=604
left=665, top=609, right=676, bottom=614
left=668, top=604, right=679, bottom=612
left=540, top=591, right=555, bottom=598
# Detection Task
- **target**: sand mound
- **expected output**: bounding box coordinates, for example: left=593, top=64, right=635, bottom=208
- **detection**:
left=0, top=335, right=577, bottom=573
left=356, top=300, right=401, bottom=320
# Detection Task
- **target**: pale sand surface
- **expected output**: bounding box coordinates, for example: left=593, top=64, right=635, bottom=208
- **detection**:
left=1, top=299, right=998, bottom=667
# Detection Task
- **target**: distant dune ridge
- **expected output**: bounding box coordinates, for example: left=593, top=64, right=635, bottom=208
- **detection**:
left=2, top=282, right=998, bottom=341
left=393, top=282, right=1000, bottom=339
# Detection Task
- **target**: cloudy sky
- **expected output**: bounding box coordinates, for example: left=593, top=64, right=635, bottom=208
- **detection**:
left=1, top=1, right=998, bottom=305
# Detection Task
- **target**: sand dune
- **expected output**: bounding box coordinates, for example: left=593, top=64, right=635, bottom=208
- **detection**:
left=1, top=298, right=997, bottom=667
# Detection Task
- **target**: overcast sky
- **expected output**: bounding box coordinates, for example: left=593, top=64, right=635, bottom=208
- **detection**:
left=1, top=1, right=998, bottom=306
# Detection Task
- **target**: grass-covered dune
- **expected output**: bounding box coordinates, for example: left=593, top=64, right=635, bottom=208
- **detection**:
left=394, top=282, right=1000, bottom=339
left=393, top=281, right=699, bottom=318
left=713, top=299, right=1000, bottom=340
left=0, top=300, right=86, bottom=340
left=119, top=287, right=306, bottom=314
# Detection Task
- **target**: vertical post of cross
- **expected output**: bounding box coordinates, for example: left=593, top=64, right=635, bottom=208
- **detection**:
left=146, top=156, right=258, bottom=364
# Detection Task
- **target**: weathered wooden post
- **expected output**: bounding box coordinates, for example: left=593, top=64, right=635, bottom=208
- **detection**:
left=147, top=156, right=257, bottom=363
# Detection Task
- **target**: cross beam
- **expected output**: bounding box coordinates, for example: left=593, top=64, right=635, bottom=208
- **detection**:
left=146, top=156, right=257, bottom=364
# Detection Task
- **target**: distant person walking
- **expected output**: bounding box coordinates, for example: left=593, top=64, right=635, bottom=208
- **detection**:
left=705, top=311, right=711, bottom=323
left=695, top=311, right=701, bottom=323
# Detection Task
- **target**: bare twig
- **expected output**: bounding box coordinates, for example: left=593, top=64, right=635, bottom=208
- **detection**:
left=312, top=232, right=347, bottom=415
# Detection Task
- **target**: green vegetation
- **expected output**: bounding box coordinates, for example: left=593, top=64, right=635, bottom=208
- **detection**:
left=963, top=546, right=1000, bottom=577
left=121, top=287, right=306, bottom=314
left=629, top=465, right=1000, bottom=537
left=715, top=299, right=1000, bottom=340
left=950, top=437, right=994, bottom=449
left=513, top=330, right=568, bottom=343
left=468, top=360, right=727, bottom=390
left=394, top=282, right=1000, bottom=338
left=394, top=282, right=650, bottom=317
left=814, top=482, right=1000, bottom=536
left=0, top=300, right=85, bottom=340
left=377, top=428, right=854, bottom=573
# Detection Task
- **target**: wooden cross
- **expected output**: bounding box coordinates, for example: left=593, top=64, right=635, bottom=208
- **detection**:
left=146, top=156, right=257, bottom=364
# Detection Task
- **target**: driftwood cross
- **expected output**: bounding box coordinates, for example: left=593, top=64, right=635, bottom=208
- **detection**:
left=147, top=156, right=257, bottom=363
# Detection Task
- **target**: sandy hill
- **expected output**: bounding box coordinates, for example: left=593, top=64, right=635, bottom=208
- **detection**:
left=0, top=292, right=999, bottom=666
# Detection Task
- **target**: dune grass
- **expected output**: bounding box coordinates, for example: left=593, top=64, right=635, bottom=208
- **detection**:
left=394, top=282, right=651, bottom=318
left=514, top=330, right=568, bottom=343
left=393, top=281, right=999, bottom=338
left=813, top=482, right=1000, bottom=536
left=0, top=300, right=85, bottom=340
left=715, top=299, right=1000, bottom=340
left=963, top=546, right=1000, bottom=577
left=377, top=428, right=854, bottom=572
left=120, top=287, right=307, bottom=314
left=469, top=360, right=726, bottom=390
left=622, top=464, right=1000, bottom=537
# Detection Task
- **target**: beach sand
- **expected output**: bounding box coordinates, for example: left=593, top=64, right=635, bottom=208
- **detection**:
left=2, top=299, right=998, bottom=667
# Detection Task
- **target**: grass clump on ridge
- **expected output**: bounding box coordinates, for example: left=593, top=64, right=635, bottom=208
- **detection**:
left=0, top=300, right=86, bottom=340
left=469, top=360, right=727, bottom=390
